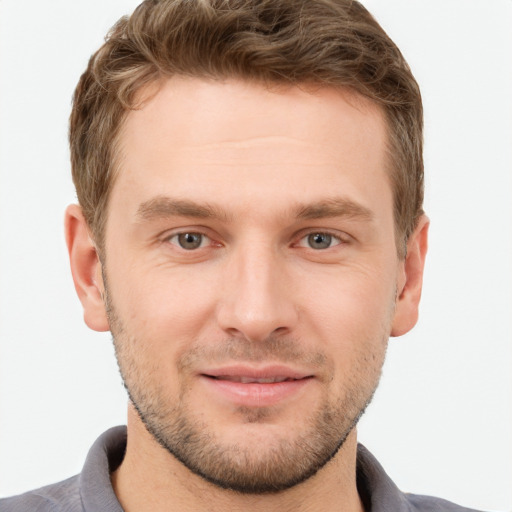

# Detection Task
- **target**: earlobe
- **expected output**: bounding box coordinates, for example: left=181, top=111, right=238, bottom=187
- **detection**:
left=64, top=204, right=110, bottom=332
left=391, top=215, right=429, bottom=337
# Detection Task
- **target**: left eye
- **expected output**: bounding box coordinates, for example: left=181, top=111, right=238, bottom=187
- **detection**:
left=168, top=232, right=209, bottom=250
left=299, top=232, right=342, bottom=250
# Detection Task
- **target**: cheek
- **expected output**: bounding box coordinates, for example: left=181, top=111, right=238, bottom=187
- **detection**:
left=107, top=270, right=215, bottom=400
left=312, top=274, right=393, bottom=399
left=304, top=265, right=396, bottom=351
left=109, top=263, right=219, bottom=348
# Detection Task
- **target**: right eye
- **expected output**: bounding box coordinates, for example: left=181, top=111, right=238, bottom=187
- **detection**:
left=167, top=232, right=209, bottom=250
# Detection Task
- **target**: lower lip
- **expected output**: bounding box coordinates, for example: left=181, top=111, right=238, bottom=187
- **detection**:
left=199, top=376, right=313, bottom=407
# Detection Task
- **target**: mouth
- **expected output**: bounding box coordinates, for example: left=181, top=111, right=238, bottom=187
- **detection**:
left=207, top=375, right=302, bottom=384
left=199, top=366, right=314, bottom=407
left=202, top=364, right=313, bottom=382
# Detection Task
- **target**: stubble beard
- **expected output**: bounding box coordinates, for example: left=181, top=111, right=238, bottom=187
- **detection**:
left=105, top=286, right=388, bottom=494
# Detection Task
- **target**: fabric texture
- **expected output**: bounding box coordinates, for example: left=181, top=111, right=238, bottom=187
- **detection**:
left=0, top=426, right=483, bottom=511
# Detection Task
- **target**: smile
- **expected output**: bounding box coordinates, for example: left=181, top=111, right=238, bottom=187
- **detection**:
left=209, top=375, right=298, bottom=384
left=199, top=366, right=315, bottom=407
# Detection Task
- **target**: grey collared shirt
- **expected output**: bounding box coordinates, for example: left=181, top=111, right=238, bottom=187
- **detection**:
left=0, top=426, right=483, bottom=511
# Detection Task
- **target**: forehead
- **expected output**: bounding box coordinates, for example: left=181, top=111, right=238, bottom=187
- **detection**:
left=122, top=77, right=386, bottom=158
left=112, top=77, right=390, bottom=219
left=129, top=77, right=383, bottom=134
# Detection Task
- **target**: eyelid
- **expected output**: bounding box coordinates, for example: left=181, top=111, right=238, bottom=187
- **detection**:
left=168, top=232, right=210, bottom=249
left=158, top=226, right=350, bottom=250
left=294, top=228, right=351, bottom=249
left=161, top=227, right=219, bottom=248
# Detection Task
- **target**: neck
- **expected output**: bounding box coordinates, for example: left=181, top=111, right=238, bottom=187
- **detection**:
left=112, top=405, right=365, bottom=512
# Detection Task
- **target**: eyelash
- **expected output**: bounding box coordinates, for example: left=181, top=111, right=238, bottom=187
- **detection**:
left=295, top=231, right=346, bottom=250
left=165, top=231, right=216, bottom=251
left=164, top=229, right=349, bottom=251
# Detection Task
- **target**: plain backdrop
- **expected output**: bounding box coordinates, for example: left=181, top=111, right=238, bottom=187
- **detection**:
left=0, top=1, right=511, bottom=510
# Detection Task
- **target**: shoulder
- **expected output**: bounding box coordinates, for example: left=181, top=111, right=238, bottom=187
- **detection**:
left=405, top=492, right=485, bottom=512
left=0, top=426, right=126, bottom=512
left=356, top=444, right=485, bottom=512
left=0, top=475, right=83, bottom=512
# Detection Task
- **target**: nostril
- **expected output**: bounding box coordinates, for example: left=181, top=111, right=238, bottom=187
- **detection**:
left=215, top=286, right=299, bottom=342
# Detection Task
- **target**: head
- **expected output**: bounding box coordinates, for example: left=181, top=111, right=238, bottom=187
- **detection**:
left=69, top=0, right=423, bottom=259
left=66, top=0, right=428, bottom=496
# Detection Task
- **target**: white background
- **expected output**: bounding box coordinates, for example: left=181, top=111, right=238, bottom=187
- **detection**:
left=0, top=1, right=510, bottom=510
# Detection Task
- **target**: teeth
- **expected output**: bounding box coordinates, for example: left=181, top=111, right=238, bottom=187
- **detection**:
left=217, top=376, right=291, bottom=383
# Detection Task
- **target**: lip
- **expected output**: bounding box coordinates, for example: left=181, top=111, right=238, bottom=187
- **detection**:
left=199, top=365, right=315, bottom=407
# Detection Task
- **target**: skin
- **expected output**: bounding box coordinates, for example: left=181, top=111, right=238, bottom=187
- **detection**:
left=65, top=77, right=428, bottom=512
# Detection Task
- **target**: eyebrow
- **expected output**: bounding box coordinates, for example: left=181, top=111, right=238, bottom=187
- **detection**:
left=136, top=196, right=232, bottom=222
left=136, top=196, right=373, bottom=223
left=294, top=198, right=374, bottom=222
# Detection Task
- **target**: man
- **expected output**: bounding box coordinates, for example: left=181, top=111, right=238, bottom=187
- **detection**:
left=0, top=1, right=485, bottom=511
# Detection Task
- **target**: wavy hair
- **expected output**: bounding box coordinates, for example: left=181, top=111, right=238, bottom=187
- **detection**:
left=69, top=0, right=423, bottom=257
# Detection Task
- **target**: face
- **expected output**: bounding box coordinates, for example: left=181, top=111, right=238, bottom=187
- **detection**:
left=93, top=78, right=412, bottom=493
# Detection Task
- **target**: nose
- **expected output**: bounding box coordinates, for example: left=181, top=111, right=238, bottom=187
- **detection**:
left=216, top=243, right=299, bottom=342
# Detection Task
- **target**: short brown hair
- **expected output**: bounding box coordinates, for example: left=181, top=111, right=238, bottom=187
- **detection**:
left=70, top=0, right=423, bottom=257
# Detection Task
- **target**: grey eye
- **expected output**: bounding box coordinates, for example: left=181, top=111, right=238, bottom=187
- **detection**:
left=307, top=233, right=333, bottom=249
left=177, top=232, right=204, bottom=250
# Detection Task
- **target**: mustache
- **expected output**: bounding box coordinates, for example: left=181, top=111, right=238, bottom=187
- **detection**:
left=177, top=336, right=328, bottom=372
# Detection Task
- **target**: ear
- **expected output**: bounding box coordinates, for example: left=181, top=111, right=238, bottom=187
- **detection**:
left=65, top=204, right=109, bottom=332
left=391, top=215, right=429, bottom=337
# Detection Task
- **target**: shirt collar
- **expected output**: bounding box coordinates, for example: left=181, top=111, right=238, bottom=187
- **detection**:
left=79, top=426, right=126, bottom=512
left=356, top=443, right=411, bottom=512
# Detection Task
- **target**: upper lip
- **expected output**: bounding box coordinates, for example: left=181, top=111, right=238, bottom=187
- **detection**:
left=200, top=365, right=313, bottom=382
